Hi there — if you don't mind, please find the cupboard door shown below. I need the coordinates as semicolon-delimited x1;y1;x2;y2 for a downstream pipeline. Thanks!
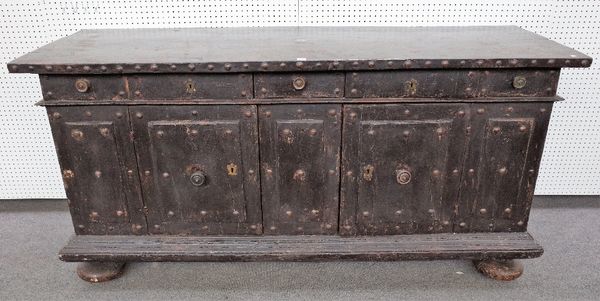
131;105;262;235
455;102;553;232
259;104;341;234
341;104;468;235
47;106;146;235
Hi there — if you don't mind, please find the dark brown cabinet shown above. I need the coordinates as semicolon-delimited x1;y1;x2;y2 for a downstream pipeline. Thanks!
10;26;591;282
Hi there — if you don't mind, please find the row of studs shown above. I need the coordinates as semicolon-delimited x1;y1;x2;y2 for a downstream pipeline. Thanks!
9;58;591;74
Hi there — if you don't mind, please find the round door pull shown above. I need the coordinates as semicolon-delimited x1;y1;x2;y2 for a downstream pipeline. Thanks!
512;76;527;89
396;169;412;185
190;171;207;186
75;79;91;93
293;76;306;90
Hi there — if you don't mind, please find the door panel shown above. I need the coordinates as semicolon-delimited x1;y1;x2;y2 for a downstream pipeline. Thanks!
455;103;553;232
47;106;145;235
259;104;341;234
131;105;261;235
341;104;468;235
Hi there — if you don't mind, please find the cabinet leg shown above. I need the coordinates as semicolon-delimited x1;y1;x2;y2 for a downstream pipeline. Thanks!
473;259;524;281
76;262;126;283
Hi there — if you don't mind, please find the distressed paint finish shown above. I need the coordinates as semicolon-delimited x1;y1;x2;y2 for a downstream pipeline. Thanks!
46;106;146;235
259;104;341;234
340;104;469;235
346;69;560;98
454;102;553;233
130;105;262;235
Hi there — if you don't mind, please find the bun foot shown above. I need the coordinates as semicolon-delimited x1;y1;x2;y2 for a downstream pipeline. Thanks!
76;262;125;283
473;259;524;281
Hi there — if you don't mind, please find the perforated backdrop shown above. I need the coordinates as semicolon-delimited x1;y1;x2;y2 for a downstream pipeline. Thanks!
0;0;598;199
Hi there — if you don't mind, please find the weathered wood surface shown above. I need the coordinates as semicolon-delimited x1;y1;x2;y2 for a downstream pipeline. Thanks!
37;69;559;101
47;106;146;235
130;105;262;235
8;26;591;74
59;232;543;262
37;96;564;107
259;104;341;234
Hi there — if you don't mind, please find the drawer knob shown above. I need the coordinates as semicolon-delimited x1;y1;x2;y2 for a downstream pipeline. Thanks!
190;171;207;186
396;169;411;185
512;76;527;89
293;76;306;90
75;79;90;93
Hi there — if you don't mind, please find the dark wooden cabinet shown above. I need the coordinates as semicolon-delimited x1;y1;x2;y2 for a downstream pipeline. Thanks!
9;26;591;282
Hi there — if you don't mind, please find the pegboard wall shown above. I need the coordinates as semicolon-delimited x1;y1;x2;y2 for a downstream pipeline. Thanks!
0;0;598;199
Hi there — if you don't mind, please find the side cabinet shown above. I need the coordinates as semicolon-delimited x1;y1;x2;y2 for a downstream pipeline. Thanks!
47;106;146;235
259;104;342;234
130;105;262;235
340;104;469;235
455;102;553;232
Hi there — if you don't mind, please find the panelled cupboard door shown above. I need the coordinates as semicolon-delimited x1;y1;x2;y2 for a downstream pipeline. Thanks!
455;102;553;233
340;104;469;235
130;105;262;235
46;106;146;235
259;104;342;235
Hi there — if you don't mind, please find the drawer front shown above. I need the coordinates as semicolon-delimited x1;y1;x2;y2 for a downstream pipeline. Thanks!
259;104;341;234
340;104;468;235
255;73;344;98
40;74;252;100
346;69;559;98
47;106;146;235
131;105;262;235
455;102;552;233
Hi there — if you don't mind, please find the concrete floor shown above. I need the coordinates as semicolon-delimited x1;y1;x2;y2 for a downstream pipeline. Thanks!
0;196;599;301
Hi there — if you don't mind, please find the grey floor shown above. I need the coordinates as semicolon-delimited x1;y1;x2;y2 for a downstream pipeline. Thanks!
1;196;599;301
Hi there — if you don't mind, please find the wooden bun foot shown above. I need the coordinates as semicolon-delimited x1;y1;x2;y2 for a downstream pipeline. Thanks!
76;262;125;283
473;259;524;281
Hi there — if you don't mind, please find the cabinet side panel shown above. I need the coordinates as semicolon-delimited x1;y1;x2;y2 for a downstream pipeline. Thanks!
455;102;553;232
46;106;146;235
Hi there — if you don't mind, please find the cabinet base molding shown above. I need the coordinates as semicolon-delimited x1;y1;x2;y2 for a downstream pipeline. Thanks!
60;232;542;263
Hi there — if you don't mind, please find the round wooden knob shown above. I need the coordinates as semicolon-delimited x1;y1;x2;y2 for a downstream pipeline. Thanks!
293;76;306;90
75;79;90;93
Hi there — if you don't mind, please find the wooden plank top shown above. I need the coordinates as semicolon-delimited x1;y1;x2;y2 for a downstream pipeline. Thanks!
8;26;592;74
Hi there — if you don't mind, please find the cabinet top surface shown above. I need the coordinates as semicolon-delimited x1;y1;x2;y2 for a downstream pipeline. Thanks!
8;26;591;74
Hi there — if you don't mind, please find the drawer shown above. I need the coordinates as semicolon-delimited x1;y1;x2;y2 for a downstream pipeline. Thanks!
346;69;559;98
40;74;253;100
255;72;344;98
